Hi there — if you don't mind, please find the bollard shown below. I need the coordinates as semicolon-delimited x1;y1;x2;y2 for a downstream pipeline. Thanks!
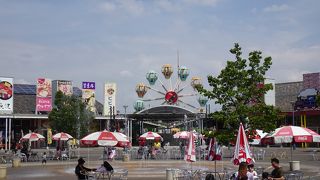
289;161;300;171
0;165;6;179
123;154;130;162
12;158;21;167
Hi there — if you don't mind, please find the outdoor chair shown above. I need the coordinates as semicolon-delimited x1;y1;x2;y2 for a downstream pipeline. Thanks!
161;148;169;160
119;169;128;180
61;153;69;160
311;150;318;160
28;152;39;162
271;151;287;160
47;150;55;160
174;169;193;180
256;149;266;160
18;152;27;162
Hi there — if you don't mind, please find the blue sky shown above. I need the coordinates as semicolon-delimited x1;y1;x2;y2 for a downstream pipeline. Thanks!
0;0;319;112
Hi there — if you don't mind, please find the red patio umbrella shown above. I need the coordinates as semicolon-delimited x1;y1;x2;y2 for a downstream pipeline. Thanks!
20;132;45;142
80;130;129;147
267;126;320;143
262;125;320;160
52;132;73;141
139;131;162;141
233;123;255;165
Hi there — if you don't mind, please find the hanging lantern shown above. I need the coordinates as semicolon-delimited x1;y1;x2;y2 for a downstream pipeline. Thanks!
146;70;158;85
134;99;145;112
135;83;148;98
198;95;208;107
191;77;202;90
161;64;173;79
178;66;190;81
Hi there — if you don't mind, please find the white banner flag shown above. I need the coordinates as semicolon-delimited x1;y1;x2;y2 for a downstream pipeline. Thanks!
104;83;116;116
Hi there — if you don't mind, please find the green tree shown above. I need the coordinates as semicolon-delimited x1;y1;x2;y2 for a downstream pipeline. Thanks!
196;43;281;143
317;94;320;106
48;91;96;139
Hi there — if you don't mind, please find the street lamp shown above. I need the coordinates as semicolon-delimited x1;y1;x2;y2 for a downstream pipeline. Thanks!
123;105;128;137
290;101;295;126
290;101;296;151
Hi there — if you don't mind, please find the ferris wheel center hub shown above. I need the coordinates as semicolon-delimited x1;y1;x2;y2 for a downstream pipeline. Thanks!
165;91;178;104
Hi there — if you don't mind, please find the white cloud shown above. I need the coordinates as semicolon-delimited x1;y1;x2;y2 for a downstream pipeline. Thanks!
184;0;220;6
268;46;320;82
99;0;144;15
100;2;116;12
119;0;144;15
263;4;290;13
154;0;182;13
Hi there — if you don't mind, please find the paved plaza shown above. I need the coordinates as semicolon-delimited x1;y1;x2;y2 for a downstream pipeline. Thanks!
3;147;320;179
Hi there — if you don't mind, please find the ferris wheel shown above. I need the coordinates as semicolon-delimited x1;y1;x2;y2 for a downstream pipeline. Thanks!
134;64;209;112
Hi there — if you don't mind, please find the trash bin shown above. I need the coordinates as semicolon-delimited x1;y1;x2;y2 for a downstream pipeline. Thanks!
123;154;130;162
12;158;21;167
0;165;6;178
289;161;300;171
166;168;178;180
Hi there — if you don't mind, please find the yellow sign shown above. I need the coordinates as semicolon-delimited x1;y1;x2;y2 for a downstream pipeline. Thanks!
47;128;52;145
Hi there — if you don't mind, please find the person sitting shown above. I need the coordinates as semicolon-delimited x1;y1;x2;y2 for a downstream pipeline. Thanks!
262;172;269;180
247;164;258;178
269;158;284;180
75;158;96;180
205;173;215;180
233;162;254;180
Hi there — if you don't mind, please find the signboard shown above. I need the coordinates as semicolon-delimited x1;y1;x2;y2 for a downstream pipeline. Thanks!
57;80;73;95
82;82;96;113
47;128;52;145
0;77;13;114
36;78;52;112
104;83;116;116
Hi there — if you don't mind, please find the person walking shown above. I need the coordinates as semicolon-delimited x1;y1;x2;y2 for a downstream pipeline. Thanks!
42;152;47;165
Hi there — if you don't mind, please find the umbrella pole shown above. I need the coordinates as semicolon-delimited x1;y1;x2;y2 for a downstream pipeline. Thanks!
291;143;293;161
214;158;217;179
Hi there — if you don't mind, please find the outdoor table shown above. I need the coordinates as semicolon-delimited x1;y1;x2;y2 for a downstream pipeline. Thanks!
112;168;128;179
284;171;303;180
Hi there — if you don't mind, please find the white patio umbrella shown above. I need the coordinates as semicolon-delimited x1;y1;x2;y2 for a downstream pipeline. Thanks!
52;132;73;141
139;131;162;141
81;130;129;147
263;125;320;160
173;131;203;139
233;123;255;165
20;132;45;142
